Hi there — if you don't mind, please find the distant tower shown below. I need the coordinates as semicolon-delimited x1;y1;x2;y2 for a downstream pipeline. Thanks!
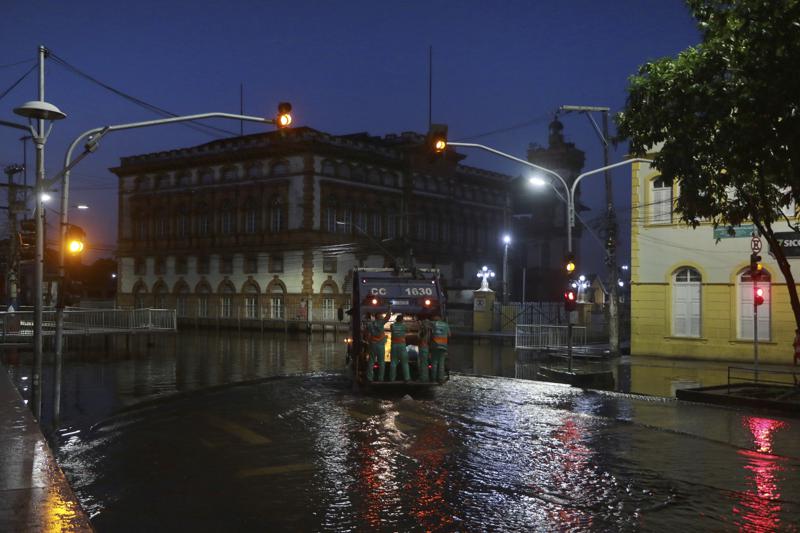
512;117;585;301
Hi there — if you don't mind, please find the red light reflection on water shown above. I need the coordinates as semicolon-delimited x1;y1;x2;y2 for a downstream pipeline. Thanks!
732;416;789;532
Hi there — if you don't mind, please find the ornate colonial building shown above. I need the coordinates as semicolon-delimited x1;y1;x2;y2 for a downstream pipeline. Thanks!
112;127;511;324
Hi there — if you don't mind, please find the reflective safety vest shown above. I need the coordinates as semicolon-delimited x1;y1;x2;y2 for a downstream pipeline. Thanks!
432;320;450;346
391;322;407;344
366;320;386;343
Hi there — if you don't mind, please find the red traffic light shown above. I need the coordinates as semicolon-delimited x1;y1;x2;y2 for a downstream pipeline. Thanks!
564;289;577;311
754;287;765;306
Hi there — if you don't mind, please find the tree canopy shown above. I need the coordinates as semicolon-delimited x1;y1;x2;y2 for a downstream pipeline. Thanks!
617;0;800;328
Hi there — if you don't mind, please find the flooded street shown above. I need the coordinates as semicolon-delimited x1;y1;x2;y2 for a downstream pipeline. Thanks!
2;330;800;531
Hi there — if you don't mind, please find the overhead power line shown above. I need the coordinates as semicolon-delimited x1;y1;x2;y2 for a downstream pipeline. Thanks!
47;51;239;139
0;63;37;103
455;113;551;142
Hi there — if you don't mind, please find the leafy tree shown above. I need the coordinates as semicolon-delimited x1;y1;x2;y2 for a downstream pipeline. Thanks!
617;0;800;329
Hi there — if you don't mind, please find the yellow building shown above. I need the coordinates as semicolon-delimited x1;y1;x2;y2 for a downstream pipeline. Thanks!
630;159;799;364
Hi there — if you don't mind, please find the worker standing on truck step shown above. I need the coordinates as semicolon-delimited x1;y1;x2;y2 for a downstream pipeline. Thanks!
366;311;389;382
417;316;432;382
390;314;411;382
430;314;451;384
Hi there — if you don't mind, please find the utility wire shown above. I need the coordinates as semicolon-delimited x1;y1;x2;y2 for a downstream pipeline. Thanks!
0;58;35;69
0;63;37;103
47;51;239;138
455;113;551;142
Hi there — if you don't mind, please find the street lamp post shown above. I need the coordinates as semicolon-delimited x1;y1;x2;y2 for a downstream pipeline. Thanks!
502;234;511;304
448;141;651;372
49;110;288;425
10;46;66;420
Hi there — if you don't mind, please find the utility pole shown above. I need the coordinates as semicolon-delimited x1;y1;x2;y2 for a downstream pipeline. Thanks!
559;105;619;356
4;165;24;308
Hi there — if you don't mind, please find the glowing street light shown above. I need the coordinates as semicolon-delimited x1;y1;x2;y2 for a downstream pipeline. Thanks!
502;234;511;304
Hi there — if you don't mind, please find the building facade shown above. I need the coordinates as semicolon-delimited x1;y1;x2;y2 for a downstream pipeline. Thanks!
112;128;510;324
630;158;799;364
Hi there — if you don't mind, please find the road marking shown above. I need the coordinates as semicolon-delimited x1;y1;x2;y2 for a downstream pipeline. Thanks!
206;415;271;445
237;463;315;478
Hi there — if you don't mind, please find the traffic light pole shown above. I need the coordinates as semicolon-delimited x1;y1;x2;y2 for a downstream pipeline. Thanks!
753;277;759;383
51;111;284;423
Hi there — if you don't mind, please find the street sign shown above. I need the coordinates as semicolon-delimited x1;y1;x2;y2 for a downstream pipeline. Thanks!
714;224;757;239
751;237;762;253
771;231;800;257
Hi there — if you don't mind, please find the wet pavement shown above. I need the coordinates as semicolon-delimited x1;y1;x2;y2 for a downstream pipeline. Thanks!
2;330;800;531
0;364;91;532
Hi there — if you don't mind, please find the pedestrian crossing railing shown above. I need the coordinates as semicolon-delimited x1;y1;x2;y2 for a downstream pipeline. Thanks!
515;324;586;350
0;308;176;340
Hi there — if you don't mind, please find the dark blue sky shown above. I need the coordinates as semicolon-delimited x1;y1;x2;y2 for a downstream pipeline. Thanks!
0;0;699;274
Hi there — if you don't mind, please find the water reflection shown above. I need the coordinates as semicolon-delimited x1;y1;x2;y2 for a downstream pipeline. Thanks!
733;416;790;532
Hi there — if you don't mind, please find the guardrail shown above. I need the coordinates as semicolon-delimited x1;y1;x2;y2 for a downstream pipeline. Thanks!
0;308;176;340
515;324;587;350
728;365;799;391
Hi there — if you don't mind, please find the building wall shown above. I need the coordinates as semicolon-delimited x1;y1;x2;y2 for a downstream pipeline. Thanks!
112;128;511;321
631;160;799;364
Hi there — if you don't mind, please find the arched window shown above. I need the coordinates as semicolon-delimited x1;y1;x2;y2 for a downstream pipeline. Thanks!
382;172;396;188
219;282;235;318
321;160;335;176
243;282;259;319
739;268;771;340
153;282;168;309
175;283;189;317
321;283;336;320
651;176;673;224
133;282;148;309
672;267;701;337
269;283;285;319
196;283;211;318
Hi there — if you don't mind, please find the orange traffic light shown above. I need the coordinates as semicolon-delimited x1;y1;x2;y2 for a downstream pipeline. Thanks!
427;124;448;154
277;102;292;128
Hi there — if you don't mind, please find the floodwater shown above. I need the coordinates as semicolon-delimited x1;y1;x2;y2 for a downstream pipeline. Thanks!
2;330;799;531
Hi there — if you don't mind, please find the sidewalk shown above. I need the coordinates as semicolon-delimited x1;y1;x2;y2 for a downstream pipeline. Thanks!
0;364;92;531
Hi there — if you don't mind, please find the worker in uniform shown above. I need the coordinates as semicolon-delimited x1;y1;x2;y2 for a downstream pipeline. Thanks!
417;316;432;382
365;311;388;382
430;314;451;384
389;314;411;382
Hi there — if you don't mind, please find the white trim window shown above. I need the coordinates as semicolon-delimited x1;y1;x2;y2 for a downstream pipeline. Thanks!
651;176;673;224
739;269;771;341
672;267;701;337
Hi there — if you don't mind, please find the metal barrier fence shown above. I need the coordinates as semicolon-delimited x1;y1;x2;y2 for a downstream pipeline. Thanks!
499;302;567;331
728;365;799;390
515;324;587;350
0;308;176;340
